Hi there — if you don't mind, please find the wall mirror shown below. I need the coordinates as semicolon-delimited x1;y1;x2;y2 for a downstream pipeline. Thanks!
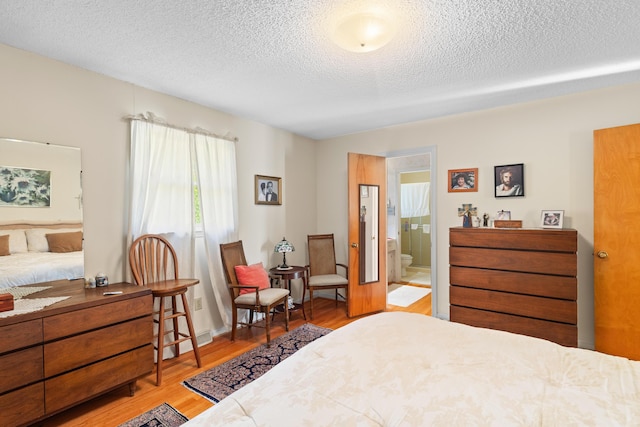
0;138;84;288
359;184;379;284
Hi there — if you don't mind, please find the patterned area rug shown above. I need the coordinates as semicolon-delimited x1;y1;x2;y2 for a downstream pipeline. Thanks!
118;403;188;427
183;323;332;402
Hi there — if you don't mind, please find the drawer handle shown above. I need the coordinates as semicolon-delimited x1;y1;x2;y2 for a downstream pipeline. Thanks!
597;250;608;259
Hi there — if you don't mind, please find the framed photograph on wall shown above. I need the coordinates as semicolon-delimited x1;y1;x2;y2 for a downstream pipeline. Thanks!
255;175;282;205
494;163;524;197
448;168;478;193
541;210;564;228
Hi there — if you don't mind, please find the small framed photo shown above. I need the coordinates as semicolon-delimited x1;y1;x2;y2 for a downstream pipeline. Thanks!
541;210;564;229
497;210;511;220
495;163;524;197
255;175;282;205
448;168;478;193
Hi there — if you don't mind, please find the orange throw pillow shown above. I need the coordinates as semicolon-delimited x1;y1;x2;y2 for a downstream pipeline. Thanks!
234;262;270;295
46;231;83;253
0;235;9;256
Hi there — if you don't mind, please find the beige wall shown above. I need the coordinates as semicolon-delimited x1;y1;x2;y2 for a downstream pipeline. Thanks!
0;43;316;338
3;42;640;349
316;82;640;349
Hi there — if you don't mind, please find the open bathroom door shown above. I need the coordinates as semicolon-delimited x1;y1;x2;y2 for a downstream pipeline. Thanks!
347;152;387;317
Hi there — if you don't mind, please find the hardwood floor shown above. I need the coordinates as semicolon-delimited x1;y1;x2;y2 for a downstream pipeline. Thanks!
41;294;431;426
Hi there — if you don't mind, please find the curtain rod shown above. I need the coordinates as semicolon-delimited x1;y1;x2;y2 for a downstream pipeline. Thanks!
124;112;238;142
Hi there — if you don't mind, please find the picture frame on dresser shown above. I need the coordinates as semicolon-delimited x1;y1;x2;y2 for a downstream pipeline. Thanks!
541;210;564;228
497;210;511;220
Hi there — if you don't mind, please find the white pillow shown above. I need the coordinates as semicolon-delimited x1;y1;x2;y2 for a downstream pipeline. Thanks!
0;230;28;254
25;228;82;252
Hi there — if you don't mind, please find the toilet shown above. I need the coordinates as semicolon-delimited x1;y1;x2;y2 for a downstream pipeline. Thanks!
400;254;413;277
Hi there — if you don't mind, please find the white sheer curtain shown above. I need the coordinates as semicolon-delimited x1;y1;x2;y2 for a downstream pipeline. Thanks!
129;119;237;327
193;134;238;326
129;121;194;274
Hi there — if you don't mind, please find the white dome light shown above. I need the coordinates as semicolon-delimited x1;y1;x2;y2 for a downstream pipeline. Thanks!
331;12;397;53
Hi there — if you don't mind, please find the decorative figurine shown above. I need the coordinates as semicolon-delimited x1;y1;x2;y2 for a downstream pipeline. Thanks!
458;203;478;228
483;213;489;227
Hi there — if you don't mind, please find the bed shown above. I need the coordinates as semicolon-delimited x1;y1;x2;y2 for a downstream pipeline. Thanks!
183;312;640;426
0;223;84;289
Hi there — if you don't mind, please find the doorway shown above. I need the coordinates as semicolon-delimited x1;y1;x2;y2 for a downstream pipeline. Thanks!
384;148;435;317
399;171;431;271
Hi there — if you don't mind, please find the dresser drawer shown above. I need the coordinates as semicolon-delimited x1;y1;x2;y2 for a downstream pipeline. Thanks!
45;344;153;413
451;305;577;347
0;319;42;354
43;294;152;340
449;246;577;276
0;346;43;394
0;382;45;427
449;228;577;252
450;286;577;324
450;266;577;300
44;315;152;377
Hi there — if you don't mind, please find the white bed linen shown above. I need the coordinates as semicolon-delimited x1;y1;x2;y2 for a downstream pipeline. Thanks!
184;312;640;426
0;251;83;289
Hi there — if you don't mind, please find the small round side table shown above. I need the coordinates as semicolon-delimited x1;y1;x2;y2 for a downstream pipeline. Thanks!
269;266;307;320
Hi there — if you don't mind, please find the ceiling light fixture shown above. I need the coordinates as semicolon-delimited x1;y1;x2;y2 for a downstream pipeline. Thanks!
331;12;397;53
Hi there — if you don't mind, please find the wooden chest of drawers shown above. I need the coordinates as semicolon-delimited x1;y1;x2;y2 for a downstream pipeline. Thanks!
449;227;578;347
0;280;152;427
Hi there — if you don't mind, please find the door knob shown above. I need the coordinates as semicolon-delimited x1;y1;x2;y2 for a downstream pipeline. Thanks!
597;251;608;259
351;243;358;248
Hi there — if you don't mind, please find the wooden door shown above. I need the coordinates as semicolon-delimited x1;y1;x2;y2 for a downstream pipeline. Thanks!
594;123;640;360
347;153;387;317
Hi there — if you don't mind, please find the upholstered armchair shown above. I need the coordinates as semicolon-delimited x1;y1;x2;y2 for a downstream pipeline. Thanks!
305;233;348;319
219;240;289;345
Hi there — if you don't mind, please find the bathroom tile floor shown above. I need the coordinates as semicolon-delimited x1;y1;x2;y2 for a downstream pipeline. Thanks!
389;266;432;315
401;266;431;286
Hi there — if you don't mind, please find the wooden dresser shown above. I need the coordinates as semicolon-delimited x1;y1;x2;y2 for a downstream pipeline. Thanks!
0;280;153;427
449;227;578;347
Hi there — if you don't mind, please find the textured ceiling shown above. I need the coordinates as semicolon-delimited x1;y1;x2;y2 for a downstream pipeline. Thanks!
1;0;639;140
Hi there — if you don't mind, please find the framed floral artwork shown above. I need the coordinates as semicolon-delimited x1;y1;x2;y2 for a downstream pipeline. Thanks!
0;166;51;207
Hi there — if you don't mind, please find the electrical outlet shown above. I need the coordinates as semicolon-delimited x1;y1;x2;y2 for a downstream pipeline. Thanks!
194;297;202;311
